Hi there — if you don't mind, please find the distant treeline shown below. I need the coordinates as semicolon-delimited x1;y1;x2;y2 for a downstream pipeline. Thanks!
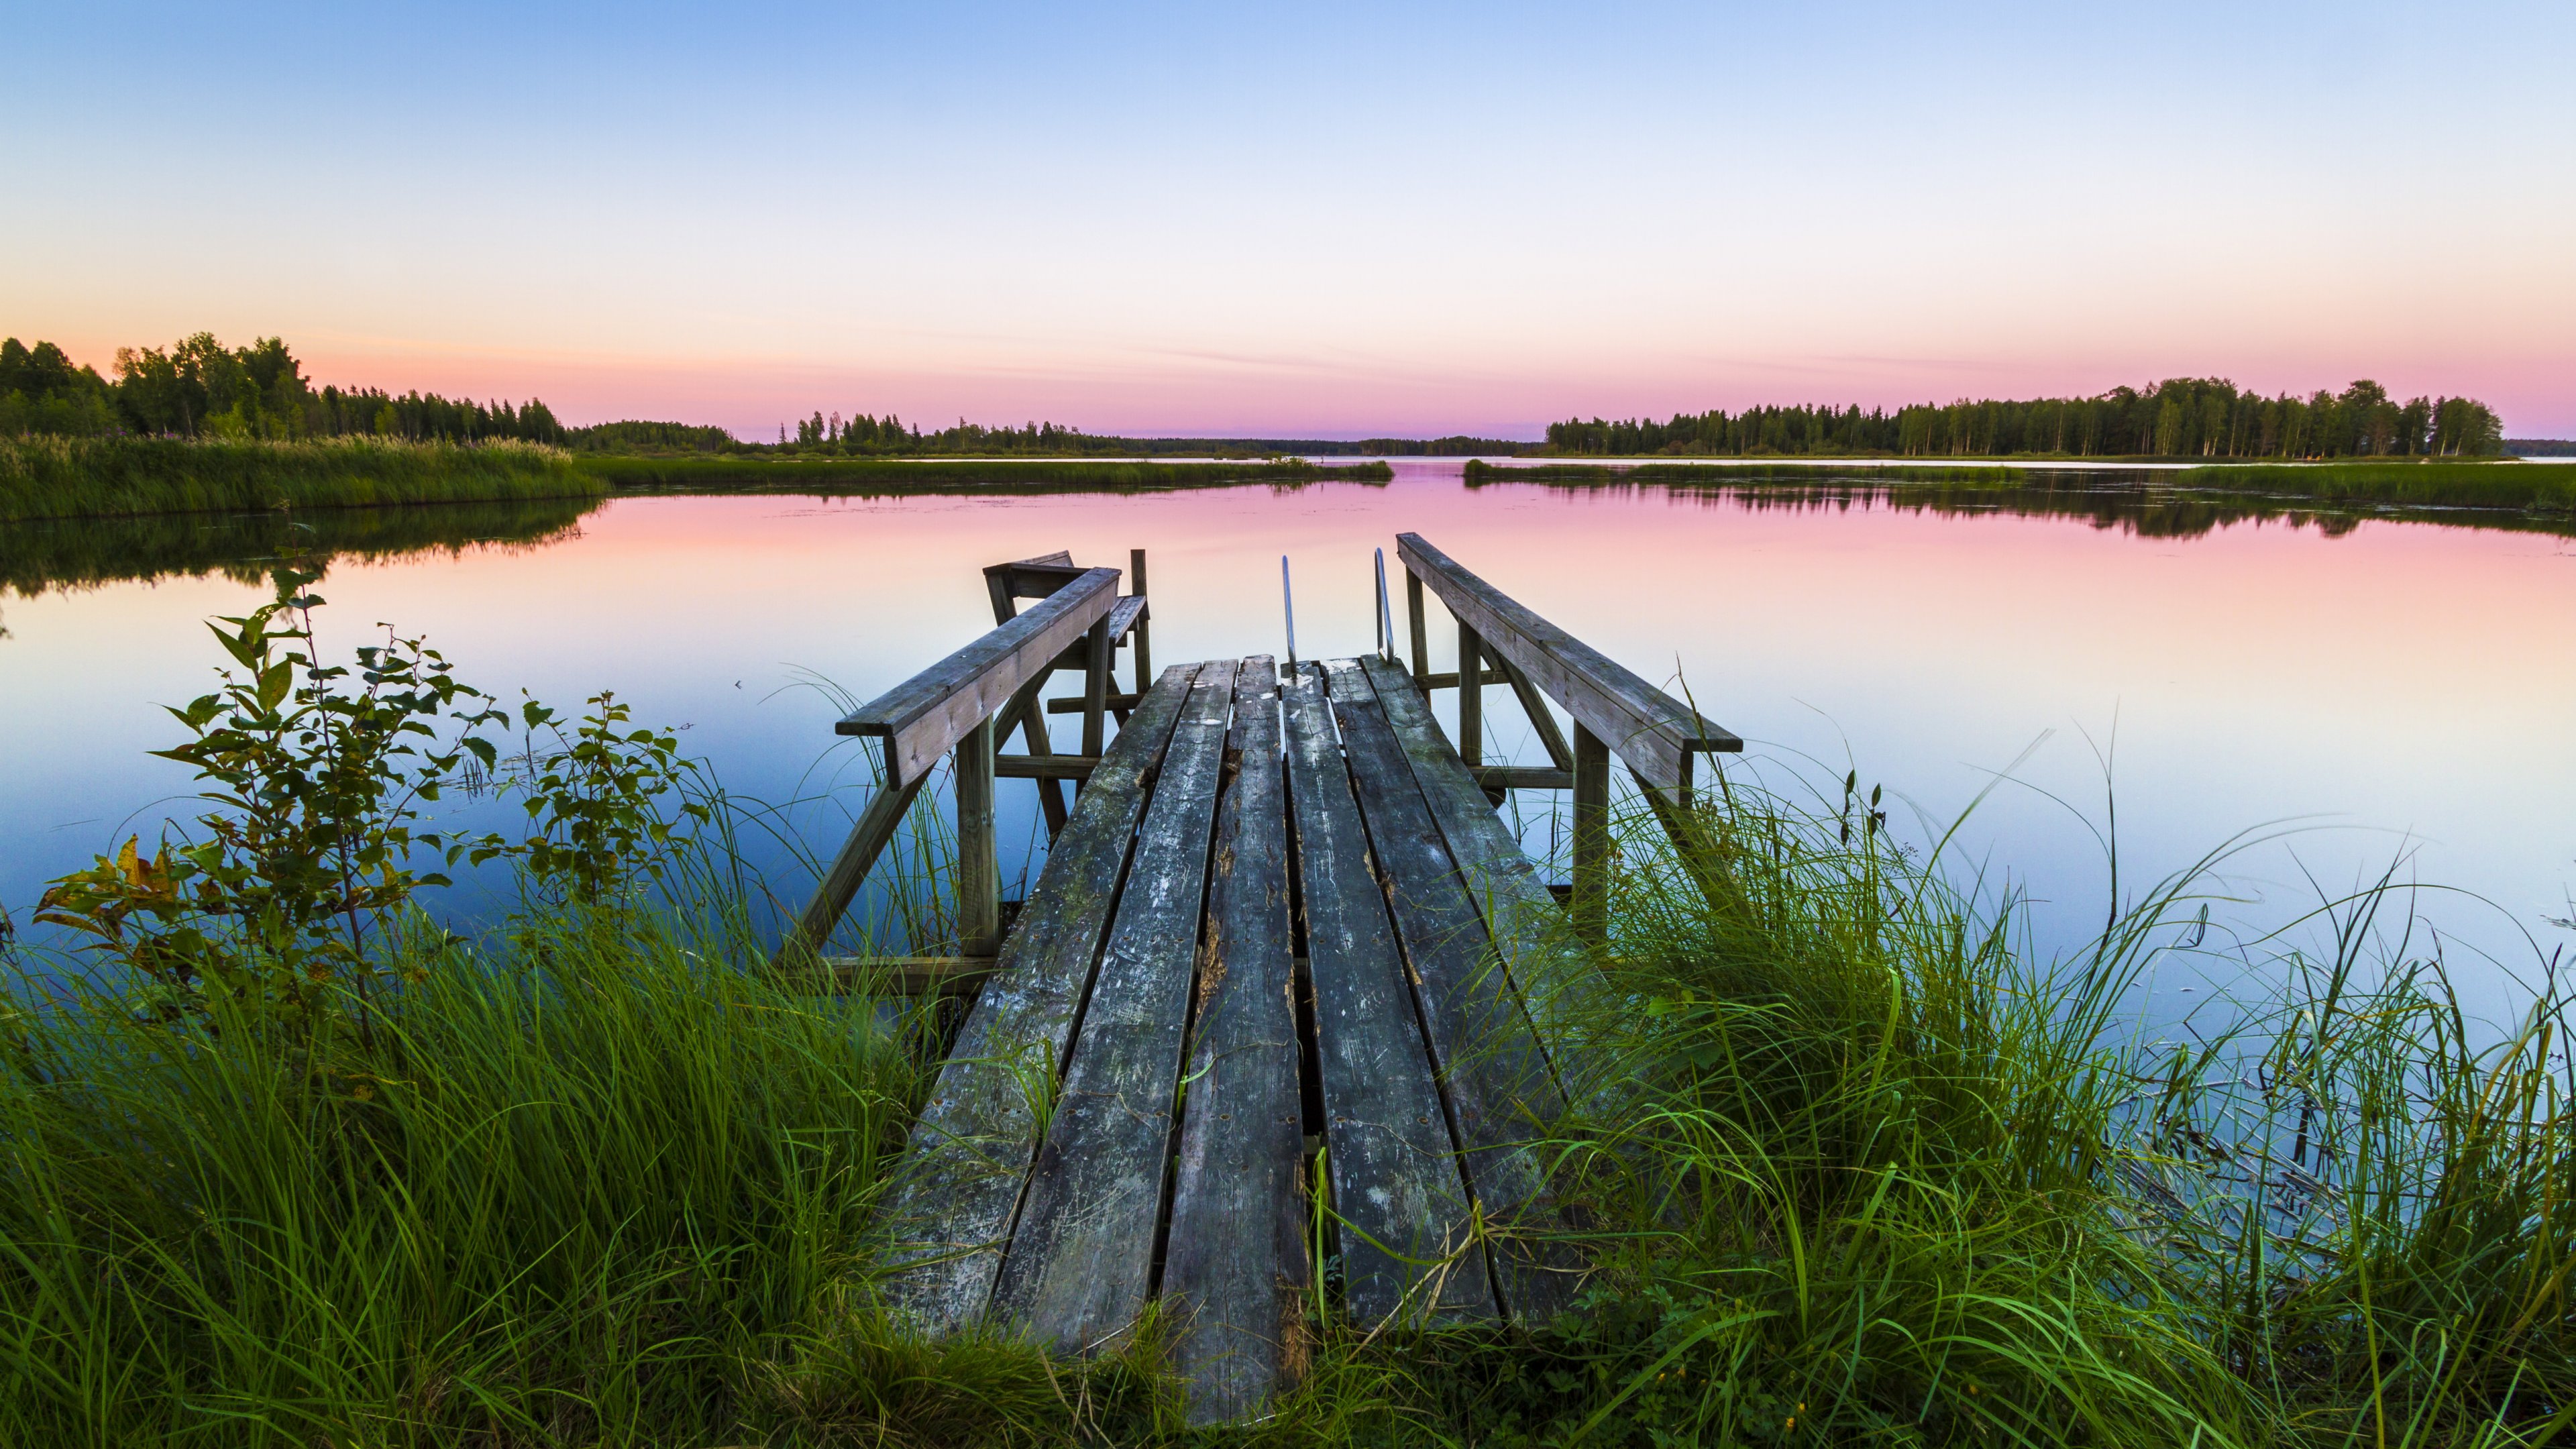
745;413;1521;458
2;334;567;447
2509;439;2576;458
1545;378;2507;460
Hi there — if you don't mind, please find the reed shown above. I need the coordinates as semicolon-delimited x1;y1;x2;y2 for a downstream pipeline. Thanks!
0;435;603;523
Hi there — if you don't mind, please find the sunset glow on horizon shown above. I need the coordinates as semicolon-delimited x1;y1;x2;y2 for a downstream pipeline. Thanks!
8;1;2571;438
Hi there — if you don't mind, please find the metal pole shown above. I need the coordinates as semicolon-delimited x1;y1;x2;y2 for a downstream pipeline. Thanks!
1373;547;1395;661
1281;555;1297;666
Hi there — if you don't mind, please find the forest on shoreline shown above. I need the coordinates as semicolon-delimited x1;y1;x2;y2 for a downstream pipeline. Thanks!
1543;377;2509;460
4;333;2555;466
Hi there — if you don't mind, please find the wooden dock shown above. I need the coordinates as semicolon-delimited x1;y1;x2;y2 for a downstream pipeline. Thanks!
784;535;1739;1422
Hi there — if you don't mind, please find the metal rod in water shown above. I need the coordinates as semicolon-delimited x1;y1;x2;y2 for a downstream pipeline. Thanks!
1281;555;1297;665
1374;547;1395;661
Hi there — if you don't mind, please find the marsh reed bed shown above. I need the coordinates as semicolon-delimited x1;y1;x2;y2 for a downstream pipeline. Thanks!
0;436;603;524
1;573;2568;1445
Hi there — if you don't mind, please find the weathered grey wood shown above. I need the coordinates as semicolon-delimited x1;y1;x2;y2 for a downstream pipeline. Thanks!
1354;657;1606;1038
808;956;998;997
994;755;1101;780
1572;720;1611;947
872;665;1201;1333
957;716;1000;955
1323;659;1581;1321
1458;622;1483;766
1396;533;1739;791
1165;656;1310;1423
985;556;1086;832
1102;595;1147;725
1014;676;1072;838
1047;692;1143;715
991;661;1237;1352
983;551;1085;613
1469;765;1575;792
1356;656;1634;1128
1130;549;1153;694
779;751;933;963
841;566;1120;787
1491;649;1575;773
1080;615;1114;761
1280;663;1495;1327
1406;567;1429;686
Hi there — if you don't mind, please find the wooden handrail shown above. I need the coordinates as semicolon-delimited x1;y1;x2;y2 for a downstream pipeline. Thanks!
1395;533;1738;793
837;566;1121;787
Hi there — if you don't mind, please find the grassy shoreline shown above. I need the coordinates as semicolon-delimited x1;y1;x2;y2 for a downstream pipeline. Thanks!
0;435;604;523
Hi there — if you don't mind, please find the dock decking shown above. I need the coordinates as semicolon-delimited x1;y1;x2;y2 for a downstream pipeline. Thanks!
787;537;1737;1422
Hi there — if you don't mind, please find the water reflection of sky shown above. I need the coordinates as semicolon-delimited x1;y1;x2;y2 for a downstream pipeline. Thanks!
3;466;2569;1027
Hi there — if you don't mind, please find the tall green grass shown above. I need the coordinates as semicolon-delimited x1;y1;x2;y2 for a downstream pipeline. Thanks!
5;755;2569;1442
0;436;603;523
576;453;1393;491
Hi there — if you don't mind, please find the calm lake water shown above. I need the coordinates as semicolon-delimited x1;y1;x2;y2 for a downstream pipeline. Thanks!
5;461;2570;1023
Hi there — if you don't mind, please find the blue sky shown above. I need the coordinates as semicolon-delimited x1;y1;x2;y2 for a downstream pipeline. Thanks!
7;1;2571;436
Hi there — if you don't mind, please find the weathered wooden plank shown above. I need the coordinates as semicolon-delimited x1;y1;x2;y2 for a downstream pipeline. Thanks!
1280;663;1495;1327
871;664;1201;1333
990;660;1236;1352
1354;658;1599;1024
778;750;934;963
1164;656;1310;1423
1322;659;1582;1322
842;566;1120;787
1361;655;1640;1128
1395;533;1737;792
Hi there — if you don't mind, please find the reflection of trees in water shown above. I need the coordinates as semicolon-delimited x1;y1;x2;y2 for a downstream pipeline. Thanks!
0;496;603;599
1511;478;2576;542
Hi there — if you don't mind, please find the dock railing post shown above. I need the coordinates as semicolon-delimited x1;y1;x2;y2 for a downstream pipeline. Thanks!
1405;567;1428;686
1571;720;1611;948
957;715;1000;955
1081;614;1114;765
1457;622;1483;765
1130;548;1152;694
